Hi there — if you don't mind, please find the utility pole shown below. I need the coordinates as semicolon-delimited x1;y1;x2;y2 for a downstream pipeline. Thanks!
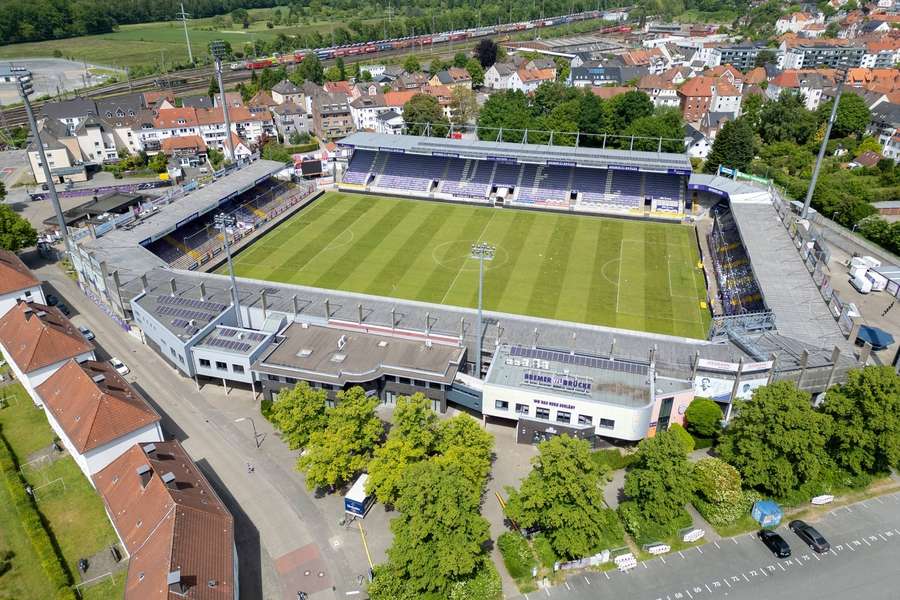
215;213;243;328
177;3;194;64
11;67;68;247
210;41;235;162
470;242;495;377
802;68;847;219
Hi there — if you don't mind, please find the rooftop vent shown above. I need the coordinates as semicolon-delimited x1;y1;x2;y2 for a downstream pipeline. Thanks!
330;353;346;363
36;310;47;317
207;580;218;589
167;570;187;594
377;341;388;348
296;349;313;358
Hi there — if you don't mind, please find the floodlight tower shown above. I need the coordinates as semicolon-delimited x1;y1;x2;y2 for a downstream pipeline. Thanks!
215;213;243;328
470;242;495;377
12;67;67;244
210;41;235;163
802;67;848;219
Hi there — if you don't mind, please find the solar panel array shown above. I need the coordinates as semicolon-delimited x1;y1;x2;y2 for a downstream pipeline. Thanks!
205;336;253;353
510;346;649;376
170;318;200;336
217;328;267;342
158;305;216;324
156;294;227;314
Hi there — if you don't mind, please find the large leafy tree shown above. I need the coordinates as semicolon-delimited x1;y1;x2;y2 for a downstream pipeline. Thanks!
297;53;324;85
822;367;900;477
505;435;623;559
758;91;818;145
269;382;327;450
703;117;756;174
608;90;654;130
403;55;421;74
622;430;694;534
476;90;534;141
403;94;450;137
684;397;723;438
718;382;833;498
297;387;384;491
692;457;750;527
818;93;871;139
465;58;484;88
369;459;491;600
449;87;478;126
474;38;500;68
623;107;685;152
435;413;494;494
366;394;439;505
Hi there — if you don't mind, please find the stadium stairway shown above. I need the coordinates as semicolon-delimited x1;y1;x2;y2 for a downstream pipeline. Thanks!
165;235;202;261
250;205;267;219
373;151;389;176
604;171;614;197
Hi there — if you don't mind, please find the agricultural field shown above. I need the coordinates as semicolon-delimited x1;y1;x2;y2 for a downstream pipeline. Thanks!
228;192;711;338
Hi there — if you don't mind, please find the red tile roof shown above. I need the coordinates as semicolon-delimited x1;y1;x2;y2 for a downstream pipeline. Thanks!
195;106;272;125
383;90;418;107
93;441;234;600
36;360;160;453
517;68;556;83
0;250;40;297
153;108;198;129
771;70;801;89
324;81;354;95
159;135;206;153
679;76;715;97
0;301;93;373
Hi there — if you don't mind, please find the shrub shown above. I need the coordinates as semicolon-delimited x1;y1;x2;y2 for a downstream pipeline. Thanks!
591;448;637;471
694;490;759;528
532;534;557;569
497;532;535;580
684;398;723;438
618;501;692;544
449;559;502;600
668;423;695;453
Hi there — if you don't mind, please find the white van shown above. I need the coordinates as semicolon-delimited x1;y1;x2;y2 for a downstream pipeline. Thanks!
865;271;888;292
850;274;873;294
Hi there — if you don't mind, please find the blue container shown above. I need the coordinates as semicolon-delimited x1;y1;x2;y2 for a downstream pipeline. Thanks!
752;499;783;528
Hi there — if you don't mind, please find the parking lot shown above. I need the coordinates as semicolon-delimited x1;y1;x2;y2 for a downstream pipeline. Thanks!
523;491;900;600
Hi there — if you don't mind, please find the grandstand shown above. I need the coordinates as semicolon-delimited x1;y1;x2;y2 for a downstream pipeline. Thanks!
338;133;691;218
707;204;766;315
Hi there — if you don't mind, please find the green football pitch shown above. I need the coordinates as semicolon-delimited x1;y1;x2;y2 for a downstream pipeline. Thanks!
228;192;711;338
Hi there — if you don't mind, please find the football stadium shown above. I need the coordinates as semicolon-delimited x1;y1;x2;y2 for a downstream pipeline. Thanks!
69;132;861;445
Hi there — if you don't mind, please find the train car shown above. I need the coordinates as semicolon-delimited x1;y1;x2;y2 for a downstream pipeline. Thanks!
432;33;449;43
419;35;433;45
316;49;335;60
377;41;394;51
229;62;246;71
365;43;377;53
246;59;275;70
449;32;467;41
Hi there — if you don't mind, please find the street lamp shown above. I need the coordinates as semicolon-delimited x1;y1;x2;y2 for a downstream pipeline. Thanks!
470;242;495;377
11;67;68;245
235;417;262;448
215;213;243;328
210;41;235;163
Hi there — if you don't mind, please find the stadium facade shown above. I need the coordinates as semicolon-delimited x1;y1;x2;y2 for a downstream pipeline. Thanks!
66;137;864;446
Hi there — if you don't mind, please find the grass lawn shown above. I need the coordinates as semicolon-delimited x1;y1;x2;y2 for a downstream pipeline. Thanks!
0;384;55;460
227;192;711;338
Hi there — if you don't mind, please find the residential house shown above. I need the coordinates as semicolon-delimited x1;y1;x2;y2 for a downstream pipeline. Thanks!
352;82;382;99
350;94;390;131
93;441;237;600
776;12;824;34
637;75;680;108
214;91;244;109
862;39;900;69
227;133;254;161
485;62;517;90
35;359;163;478
0;250;45;316
181;95;214;109
700;111;734;139
868;102;900;149
766;70;835;110
271;102;312;141
570;64;647;87
685;124;712;159
882;134;900;162
324;81;355;96
375;109;404;135
0;300;95;401
744;67;768;86
709;79;742;116
312;92;355;139
782;42;865;69
429;67;473;90
678;76;714;123
159;135;207;168
849;150;883;168
271;80;304;105
41;97;97;133
709;43;771;71
590;86;635;100
26;120;88;184
359;64;387;79
615;48;669;75
390;72;430;91
509;68;556;94
72;115;119;164
95;93;145;122
248;90;277;109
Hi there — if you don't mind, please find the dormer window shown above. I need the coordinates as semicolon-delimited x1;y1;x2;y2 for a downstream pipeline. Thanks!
177;119;186;125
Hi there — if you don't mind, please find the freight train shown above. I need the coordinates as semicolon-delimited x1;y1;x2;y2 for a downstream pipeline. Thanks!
229;11;631;71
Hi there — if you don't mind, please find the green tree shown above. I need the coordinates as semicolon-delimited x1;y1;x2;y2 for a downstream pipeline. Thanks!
297;387;384;490
692;457;752;527
623;107;685;152
668;423;695;453
822;367;900;477
754;49;776;67
298;54;325;85
609;90;654;128
684;398;723;438
207;76;218;100
621;430;694;536
531;81;576;116
268;382;327;450
369;459;491;599
336;57;346;80
476;90;533;141
818;93;871;139
759;91;818;145
504;435;623;559
703;117;756;173
718;382;833;499
465;58;484;88
0;204;37;252
403;94;450;137
474;38;499;68
324;65;342;82
453;52;469;68
428;58;447;76
435;413;494;494
148;152;168;173
403;55;421;73
449;86;478;126
741;92;765;129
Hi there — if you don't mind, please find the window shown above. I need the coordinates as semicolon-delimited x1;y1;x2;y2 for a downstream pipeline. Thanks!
267;374;280;382
495;399;509;411
414;379;425;387
215;361;227;370
556;411;571;424
286;377;297;384
170;348;176;358
399;377;411;385
535;407;550;421
515;403;529;416
599;418;615;430
232;365;245;374
199;359;211;368
578;414;593;426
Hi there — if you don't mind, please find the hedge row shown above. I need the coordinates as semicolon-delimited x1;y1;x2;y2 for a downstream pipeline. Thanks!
0;428;76;600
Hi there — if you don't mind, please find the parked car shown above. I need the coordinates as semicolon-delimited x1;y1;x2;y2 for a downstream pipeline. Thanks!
758;530;791;558
789;520;830;553
78;326;95;341
46;293;59;306
56;303;71;316
110;357;130;376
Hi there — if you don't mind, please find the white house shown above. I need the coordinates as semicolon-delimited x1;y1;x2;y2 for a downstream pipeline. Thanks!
0;251;45;317
776;12;824;34
685;125;712;159
0;301;95;401
484;62;517;90
375;109;404;134
35;359;163;479
349;94;390;131
508;68;557;93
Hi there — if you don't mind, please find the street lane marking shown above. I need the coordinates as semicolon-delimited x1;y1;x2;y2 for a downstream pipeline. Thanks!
564;581;571;590
686;589;693;599
714;541;720;549
705;584;712;593
845;542;854;552
544;586;550;596
696;547;703;554
723;577;731;588
878;534;887;541
814;552;821;559
760;566;769;576
345;592;360;596
584;576;590;585
660;556;666;564
604;572;610;580
642;562;648;569
876;497;884;504
742;573;750;582
732;538;739;544
861;501;870;508
778;563;786;571
679;551;685;559
863;538;871;546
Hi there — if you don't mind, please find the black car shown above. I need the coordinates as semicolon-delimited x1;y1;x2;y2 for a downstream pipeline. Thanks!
46;293;59;306
758;529;791;558
789;520;830;553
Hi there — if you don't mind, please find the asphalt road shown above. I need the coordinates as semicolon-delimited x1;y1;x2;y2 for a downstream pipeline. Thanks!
33;259;372;600
525;491;900;600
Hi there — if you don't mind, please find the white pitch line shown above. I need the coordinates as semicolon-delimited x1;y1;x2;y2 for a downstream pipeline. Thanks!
615;238;624;314
584;576;591;585
438;210;497;305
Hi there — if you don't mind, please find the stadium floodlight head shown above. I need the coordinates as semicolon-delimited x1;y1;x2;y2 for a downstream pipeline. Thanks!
210;40;228;61
11;66;33;98
214;212;236;229
214;212;243;328
470;242;495;261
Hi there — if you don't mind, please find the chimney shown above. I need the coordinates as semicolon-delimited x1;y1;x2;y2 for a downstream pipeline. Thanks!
140;274;148;294
136;464;152;488
200;282;206;301
169;278;177;296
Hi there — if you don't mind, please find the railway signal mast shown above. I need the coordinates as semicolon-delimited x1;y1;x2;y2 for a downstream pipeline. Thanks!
177;3;194;64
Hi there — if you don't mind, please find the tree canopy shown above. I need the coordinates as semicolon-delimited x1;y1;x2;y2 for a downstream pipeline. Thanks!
474;38;500;68
269;382;327;450
818;93;871;139
684;397;723;438
403;94;450;137
718;382;833;499
504;435;623;559
704;117;756;173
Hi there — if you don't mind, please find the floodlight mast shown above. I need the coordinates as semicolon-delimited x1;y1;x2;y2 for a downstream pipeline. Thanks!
215;213;243;328
210;41;235;163
470;242;495;377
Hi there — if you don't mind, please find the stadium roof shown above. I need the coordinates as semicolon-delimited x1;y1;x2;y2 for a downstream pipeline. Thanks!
690;174;850;350
339;132;692;173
